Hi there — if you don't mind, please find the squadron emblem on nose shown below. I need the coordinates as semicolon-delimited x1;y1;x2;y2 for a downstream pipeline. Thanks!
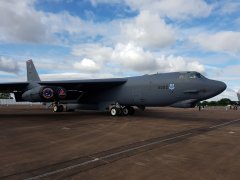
169;83;175;91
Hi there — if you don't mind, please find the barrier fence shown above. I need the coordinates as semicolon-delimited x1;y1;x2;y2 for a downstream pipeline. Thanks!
0;99;40;105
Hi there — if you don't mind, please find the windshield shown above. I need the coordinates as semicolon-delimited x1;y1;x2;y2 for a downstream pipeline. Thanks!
179;72;203;79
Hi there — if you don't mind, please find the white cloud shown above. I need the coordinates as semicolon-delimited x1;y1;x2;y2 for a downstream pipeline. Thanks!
222;65;240;77
42;12;83;35
219;1;240;14
72;44;112;63
124;0;213;20
41;0;74;3
0;57;19;73
206;64;240;78
89;0;120;6
85;0;214;20
72;43;156;71
0;0;108;44
1;0;236;92
209;88;238;101
156;55;205;73
191;31;240;54
112;43;157;71
234;17;240;26
73;58;101;73
121;11;175;48
40;72;115;81
112;43;205;73
72;42;205;73
88;0;213;20
0;0;50;43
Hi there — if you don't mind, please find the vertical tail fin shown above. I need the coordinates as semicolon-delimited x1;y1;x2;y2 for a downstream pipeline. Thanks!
26;59;41;82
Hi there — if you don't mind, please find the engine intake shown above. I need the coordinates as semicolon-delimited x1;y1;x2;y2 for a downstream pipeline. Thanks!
42;87;54;99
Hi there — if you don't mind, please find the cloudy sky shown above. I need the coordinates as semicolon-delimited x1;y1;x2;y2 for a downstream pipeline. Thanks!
0;0;239;100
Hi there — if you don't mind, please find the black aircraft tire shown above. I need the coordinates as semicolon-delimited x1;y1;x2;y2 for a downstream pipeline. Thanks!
59;105;64;112
53;105;64;112
53;105;59;112
122;107;129;116
110;107;118;116
128;106;135;115
117;108;123;116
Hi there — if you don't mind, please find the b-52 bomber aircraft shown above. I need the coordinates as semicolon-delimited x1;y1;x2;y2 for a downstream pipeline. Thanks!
0;60;226;116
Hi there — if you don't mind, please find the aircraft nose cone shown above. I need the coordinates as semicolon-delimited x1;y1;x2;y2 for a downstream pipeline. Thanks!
204;80;227;99
218;81;227;93
214;80;227;94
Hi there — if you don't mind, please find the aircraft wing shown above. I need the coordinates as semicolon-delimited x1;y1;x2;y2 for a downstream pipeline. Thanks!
0;82;29;93
39;78;128;91
0;78;127;93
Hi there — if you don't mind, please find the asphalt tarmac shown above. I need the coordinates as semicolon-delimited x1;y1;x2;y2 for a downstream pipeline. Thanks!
0;105;240;180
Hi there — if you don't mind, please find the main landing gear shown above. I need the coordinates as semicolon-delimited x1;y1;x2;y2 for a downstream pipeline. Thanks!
110;104;135;116
53;102;64;112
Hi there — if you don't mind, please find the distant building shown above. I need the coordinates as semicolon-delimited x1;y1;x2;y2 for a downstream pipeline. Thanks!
0;93;40;105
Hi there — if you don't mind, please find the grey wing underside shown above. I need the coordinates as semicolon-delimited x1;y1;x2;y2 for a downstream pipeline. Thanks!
0;78;128;93
0;82;29;93
39;78;128;91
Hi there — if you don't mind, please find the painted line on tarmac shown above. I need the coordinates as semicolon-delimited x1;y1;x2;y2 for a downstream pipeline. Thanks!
24;119;240;180
209;119;240;129
25;132;193;180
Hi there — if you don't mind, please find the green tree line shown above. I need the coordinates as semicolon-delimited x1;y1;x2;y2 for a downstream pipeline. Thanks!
200;98;238;107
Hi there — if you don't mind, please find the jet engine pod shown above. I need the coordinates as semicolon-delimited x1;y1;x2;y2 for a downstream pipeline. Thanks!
41;86;67;100
42;87;54;99
22;86;54;102
22;86;67;102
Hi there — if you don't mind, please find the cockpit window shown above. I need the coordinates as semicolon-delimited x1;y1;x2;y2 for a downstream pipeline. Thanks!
179;75;185;79
189;74;197;79
179;72;202;79
195;73;202;78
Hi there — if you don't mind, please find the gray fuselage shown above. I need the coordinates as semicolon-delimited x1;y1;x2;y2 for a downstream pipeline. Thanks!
74;71;226;110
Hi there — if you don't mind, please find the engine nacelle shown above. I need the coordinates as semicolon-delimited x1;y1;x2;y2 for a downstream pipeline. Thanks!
22;86;67;102
170;99;198;108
